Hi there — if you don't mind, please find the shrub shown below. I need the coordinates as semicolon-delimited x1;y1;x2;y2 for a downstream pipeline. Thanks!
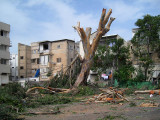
0;83;26;120
76;86;96;96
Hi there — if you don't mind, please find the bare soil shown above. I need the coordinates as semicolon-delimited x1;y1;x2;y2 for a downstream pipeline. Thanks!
24;94;160;120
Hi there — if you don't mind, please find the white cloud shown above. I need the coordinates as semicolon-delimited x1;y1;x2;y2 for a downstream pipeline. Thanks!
0;0;99;53
103;0;143;22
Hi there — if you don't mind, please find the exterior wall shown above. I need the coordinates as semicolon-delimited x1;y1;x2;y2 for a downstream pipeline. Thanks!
18;43;32;79
0;22;10;85
10;54;18;81
31;42;40;77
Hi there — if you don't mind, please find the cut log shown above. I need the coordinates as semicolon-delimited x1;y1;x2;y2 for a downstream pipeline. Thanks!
135;90;160;95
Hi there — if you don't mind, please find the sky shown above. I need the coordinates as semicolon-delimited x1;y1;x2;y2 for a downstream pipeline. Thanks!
0;0;159;54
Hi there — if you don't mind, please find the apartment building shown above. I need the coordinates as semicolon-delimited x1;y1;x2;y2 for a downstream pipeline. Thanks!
18;43;32;79
37;39;75;81
18;39;76;81
10;54;18;81
0;22;11;85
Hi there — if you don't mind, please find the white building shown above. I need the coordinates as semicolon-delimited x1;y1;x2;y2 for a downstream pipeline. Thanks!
0;22;11;85
10;54;18;81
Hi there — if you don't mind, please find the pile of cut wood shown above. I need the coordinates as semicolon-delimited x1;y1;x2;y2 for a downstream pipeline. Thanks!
84;87;129;103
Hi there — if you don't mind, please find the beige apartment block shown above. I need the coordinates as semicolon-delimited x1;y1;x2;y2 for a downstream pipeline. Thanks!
38;39;75;81
18;43;32;79
0;22;11;85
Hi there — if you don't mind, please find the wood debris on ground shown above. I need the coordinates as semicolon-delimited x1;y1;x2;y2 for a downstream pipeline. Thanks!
139;102;159;107
135;89;160;95
84;87;129;103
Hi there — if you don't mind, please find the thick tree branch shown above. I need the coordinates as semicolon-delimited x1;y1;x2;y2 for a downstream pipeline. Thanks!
103;9;112;26
80;28;88;55
86;27;92;52
98;8;106;31
105;17;115;33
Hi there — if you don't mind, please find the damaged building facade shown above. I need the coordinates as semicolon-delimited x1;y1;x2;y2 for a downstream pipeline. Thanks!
18;39;76;81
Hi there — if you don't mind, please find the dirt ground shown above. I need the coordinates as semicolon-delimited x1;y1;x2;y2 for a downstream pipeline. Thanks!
24;94;160;120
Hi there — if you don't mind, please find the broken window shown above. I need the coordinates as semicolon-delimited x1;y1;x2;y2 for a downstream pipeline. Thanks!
20;66;24;69
43;44;49;50
57;58;61;63
20;56;24;59
31;59;36;63
20;76;24;78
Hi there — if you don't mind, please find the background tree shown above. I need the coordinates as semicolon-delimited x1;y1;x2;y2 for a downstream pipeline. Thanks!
72;8;115;89
92;38;134;84
131;14;160;81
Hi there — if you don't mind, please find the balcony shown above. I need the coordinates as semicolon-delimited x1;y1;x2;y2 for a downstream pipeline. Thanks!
0;64;10;74
39;62;56;68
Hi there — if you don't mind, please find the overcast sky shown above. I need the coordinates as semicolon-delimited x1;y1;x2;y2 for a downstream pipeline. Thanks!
0;0;159;54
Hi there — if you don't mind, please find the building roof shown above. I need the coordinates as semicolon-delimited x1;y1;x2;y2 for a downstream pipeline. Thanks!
37;39;75;44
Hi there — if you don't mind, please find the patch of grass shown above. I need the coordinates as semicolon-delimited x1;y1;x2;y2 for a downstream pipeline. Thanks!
76;86;98;96
110;107;118;111
129;102;136;107
97;115;126;120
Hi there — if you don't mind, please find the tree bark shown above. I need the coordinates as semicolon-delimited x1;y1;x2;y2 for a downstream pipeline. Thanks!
72;8;115;89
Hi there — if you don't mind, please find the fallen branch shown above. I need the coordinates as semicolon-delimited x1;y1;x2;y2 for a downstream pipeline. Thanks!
26;87;55;95
135;90;160;95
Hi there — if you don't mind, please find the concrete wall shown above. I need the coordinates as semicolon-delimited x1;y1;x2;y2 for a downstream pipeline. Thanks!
0;22;10;85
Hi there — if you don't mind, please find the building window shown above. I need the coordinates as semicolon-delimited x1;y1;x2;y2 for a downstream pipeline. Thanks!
57;58;61;63
1;31;3;36
32;50;36;54
71;58;73;62
31;59;36;63
13;57;15;59
70;45;73;50
1;59;7;64
12;67;14;68
0;45;7;51
20;66;24;69
0;30;9;37
57;45;60;49
43;44;49;50
37;58;40;64
20;56;23;59
20;76;24;78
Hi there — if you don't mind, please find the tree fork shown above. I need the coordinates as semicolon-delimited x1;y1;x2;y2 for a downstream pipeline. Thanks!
72;8;115;89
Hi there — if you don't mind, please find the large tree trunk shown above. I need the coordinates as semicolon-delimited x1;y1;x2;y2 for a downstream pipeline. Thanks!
72;8;115;89
73;58;93;88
